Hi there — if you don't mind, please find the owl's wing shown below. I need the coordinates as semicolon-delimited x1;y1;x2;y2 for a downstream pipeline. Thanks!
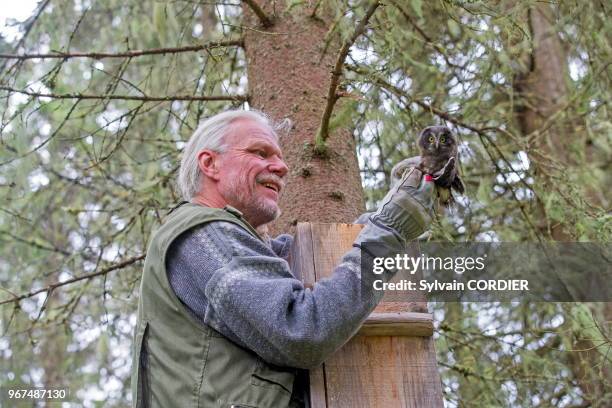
451;174;465;194
432;157;464;206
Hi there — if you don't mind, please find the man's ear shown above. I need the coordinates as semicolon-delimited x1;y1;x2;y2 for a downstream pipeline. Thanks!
197;150;221;181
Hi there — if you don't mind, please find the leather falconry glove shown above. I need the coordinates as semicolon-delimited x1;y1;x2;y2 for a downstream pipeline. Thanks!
370;164;432;242
368;156;456;242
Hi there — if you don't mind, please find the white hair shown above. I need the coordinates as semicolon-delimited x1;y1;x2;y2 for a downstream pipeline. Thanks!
178;110;276;201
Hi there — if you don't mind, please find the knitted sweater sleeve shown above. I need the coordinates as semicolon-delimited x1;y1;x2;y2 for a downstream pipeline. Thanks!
167;220;404;369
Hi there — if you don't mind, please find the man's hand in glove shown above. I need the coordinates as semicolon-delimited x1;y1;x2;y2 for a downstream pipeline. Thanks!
369;161;432;243
368;156;455;243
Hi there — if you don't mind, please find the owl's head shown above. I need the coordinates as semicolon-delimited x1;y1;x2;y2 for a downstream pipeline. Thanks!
418;126;455;153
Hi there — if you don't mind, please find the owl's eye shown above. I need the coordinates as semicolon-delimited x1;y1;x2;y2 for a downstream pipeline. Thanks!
440;137;446;143
428;136;435;143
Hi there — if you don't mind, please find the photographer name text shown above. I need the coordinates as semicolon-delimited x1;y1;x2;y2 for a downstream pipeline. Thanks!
373;279;529;292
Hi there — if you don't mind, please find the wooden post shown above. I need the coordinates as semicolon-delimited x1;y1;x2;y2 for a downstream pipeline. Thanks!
289;223;444;408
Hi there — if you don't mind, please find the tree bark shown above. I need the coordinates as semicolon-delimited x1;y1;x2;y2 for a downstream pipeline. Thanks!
241;1;365;234
39;217;70;397
514;3;571;240
514;4;610;405
515;4;568;140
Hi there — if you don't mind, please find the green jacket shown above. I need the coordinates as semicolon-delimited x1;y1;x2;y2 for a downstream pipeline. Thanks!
131;203;298;407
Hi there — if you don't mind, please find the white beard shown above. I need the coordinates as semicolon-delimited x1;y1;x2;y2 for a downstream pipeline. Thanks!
223;175;280;227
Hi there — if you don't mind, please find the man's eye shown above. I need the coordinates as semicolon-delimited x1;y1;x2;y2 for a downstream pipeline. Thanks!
255;150;267;158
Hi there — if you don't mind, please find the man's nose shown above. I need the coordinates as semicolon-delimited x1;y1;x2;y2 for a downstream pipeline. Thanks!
269;156;289;178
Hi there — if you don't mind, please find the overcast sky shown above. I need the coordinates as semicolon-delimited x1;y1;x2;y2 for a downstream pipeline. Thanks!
1;0;39;42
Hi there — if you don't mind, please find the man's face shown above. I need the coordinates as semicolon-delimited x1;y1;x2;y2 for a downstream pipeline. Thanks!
215;119;288;227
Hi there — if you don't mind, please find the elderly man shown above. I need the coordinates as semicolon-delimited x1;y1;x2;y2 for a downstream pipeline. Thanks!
131;110;437;408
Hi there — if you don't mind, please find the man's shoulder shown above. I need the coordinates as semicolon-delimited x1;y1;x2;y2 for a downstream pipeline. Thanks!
204;220;255;238
156;204;258;243
166;203;238;225
173;220;254;247
153;204;235;240
189;220;276;258
206;222;294;259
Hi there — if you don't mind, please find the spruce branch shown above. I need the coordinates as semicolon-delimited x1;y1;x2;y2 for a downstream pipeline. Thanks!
391;0;468;72
242;0;273;27
0;86;248;103
315;1;380;153
0;39;243;61
0;254;146;306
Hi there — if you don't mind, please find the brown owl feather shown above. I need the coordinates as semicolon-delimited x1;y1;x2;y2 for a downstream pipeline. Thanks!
416;126;464;205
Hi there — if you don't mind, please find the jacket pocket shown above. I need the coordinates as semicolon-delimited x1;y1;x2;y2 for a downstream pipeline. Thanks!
251;360;295;394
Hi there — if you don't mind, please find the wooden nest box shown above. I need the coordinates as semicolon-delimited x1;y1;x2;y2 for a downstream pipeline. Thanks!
289;223;444;408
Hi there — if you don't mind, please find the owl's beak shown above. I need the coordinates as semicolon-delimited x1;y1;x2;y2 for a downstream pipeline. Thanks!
435;140;439;149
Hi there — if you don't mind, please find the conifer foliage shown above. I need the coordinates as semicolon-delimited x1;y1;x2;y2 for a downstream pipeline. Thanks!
0;1;609;406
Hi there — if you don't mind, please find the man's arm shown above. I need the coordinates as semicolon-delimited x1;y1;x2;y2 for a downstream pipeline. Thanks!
168;163;442;368
168;219;406;369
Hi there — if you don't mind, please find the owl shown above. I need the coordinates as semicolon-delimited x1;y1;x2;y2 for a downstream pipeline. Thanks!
417;126;464;205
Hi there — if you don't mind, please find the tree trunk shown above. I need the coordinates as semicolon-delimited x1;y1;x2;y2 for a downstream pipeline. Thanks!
241;1;365;234
514;2;568;148
514;4;610;405
40;228;69;399
514;2;572;241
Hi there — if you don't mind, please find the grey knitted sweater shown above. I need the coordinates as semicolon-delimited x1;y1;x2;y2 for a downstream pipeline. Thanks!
167;220;403;369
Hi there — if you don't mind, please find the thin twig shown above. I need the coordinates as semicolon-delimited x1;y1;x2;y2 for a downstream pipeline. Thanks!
0;254;146;306
242;0;273;27
0;230;71;256
0;39;243;60
316;1;380;150
310;0;323;18
0;86;248;102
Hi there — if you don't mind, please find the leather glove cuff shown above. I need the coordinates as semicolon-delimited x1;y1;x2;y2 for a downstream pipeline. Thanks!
370;195;431;242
